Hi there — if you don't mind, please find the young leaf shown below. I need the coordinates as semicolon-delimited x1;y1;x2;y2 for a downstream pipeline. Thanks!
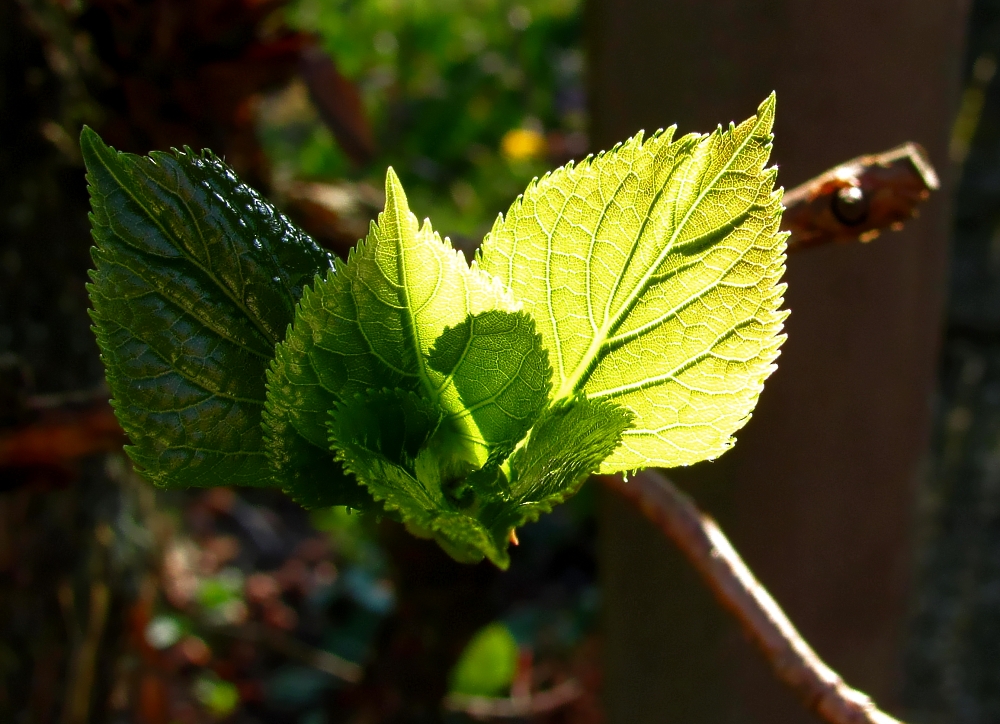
82;128;332;488
266;169;540;511
328;388;442;469
327;389;629;567
427;309;551;465
488;396;633;531
263;307;374;510
449;622;519;698
478;95;787;471
328;388;511;567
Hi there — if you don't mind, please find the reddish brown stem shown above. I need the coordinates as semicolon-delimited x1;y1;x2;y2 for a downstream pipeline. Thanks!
781;142;939;252
598;471;904;724
442;680;583;720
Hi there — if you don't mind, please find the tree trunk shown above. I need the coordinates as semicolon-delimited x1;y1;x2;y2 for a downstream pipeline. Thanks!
906;2;1000;721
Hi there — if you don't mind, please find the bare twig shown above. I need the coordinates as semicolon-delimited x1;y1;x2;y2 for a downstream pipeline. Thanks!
443;679;583;720
210;620;363;683
61;582;111;724
299;44;375;167
0;144;937;475
782;142;939;253
598;471;903;724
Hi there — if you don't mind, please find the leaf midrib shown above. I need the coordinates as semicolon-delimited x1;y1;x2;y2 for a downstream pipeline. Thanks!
554;118;764;402
389;190;445;404
95;144;280;350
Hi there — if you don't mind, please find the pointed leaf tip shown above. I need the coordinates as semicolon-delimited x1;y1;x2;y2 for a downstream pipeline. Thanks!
384;166;404;200
79;124;99;147
757;92;777;127
79;125;112;170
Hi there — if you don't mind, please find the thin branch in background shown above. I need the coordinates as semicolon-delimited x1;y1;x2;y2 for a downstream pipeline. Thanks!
0;142;938;480
209;621;363;684
61;581;111;724
782;142;939;252
613;142;944;722
443;679;583;720
0;394;125;490
598;471;903;724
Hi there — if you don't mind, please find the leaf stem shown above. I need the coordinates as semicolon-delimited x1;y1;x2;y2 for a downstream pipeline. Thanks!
598;470;905;724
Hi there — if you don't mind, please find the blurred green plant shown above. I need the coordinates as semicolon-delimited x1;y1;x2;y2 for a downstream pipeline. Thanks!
448;621;519;697
194;674;241;718
263;0;586;238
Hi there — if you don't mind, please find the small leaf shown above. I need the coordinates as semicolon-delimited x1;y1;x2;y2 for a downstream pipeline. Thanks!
263;319;371;510
82;127;332;488
327;389;442;469
490;396;633;531
478;95;787;471
428;309;551;465
329;391;510;567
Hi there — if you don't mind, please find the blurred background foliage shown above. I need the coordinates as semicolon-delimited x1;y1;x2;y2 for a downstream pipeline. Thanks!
271;0;586;240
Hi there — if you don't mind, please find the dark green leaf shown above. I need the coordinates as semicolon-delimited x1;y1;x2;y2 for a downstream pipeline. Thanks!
329;388;511;567
327;388;442;468
263;299;374;509
82;127;332;488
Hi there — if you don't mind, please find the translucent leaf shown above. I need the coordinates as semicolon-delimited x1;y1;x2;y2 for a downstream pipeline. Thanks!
82;127;332;488
478;95;787;471
267;169;539;511
427;309;551;465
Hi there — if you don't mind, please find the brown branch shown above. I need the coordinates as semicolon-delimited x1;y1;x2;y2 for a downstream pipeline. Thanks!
61;582;111;724
299;43;375;167
442;679;583;720
0;144;938;479
781;142;939;253
0;393;126;489
598;471;903;724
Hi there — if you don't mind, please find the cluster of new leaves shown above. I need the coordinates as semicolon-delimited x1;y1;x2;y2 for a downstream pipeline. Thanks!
83;95;786;568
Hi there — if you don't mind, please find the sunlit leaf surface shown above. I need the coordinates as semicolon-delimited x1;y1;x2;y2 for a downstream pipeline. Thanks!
479;95;787;470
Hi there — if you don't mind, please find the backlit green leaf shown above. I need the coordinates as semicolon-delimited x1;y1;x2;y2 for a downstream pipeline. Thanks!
478;94;787;471
495;396;633;529
266;169;543;512
82;127;332;488
427;309;551;465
